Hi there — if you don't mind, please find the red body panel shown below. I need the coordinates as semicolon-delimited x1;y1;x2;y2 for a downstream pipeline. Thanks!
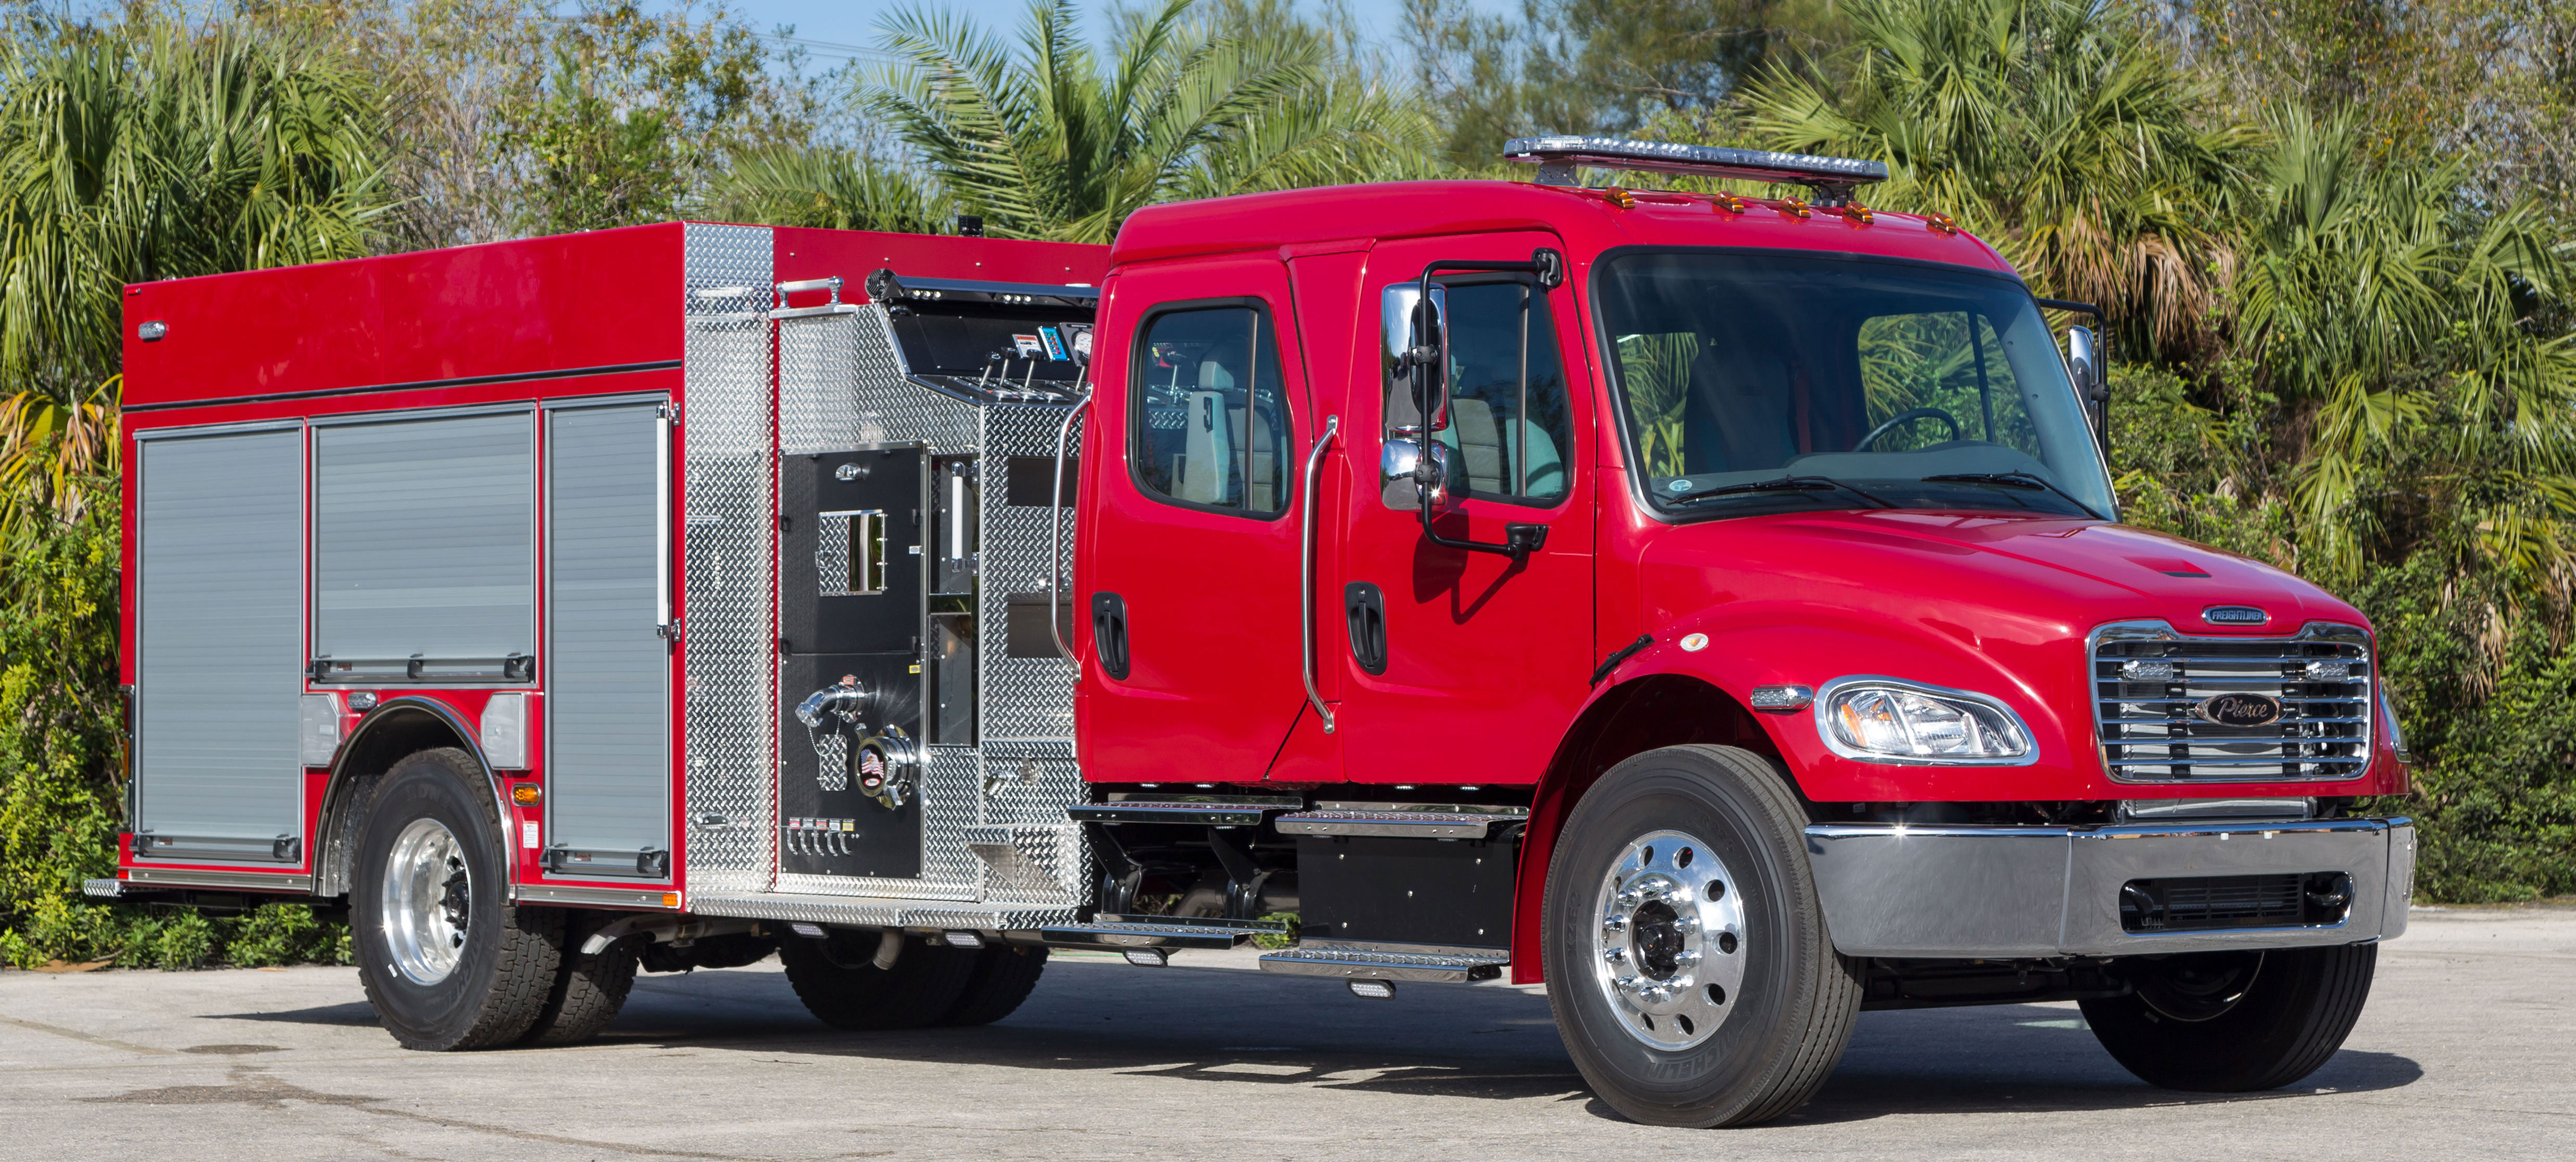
1077;257;1319;783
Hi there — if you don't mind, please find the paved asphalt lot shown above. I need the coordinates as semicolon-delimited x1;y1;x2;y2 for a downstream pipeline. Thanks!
3;905;2570;1161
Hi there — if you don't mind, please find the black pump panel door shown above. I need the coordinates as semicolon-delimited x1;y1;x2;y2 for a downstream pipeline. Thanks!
778;447;928;880
782;446;926;656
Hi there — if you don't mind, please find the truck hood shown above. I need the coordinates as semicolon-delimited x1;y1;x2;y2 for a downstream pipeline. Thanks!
1641;509;2366;647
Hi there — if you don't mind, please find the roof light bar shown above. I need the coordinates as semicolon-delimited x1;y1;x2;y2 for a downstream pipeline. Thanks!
1503;136;1889;206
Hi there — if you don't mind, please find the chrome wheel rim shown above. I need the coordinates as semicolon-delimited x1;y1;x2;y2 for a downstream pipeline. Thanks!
381;818;470;985
1591;828;1748;1051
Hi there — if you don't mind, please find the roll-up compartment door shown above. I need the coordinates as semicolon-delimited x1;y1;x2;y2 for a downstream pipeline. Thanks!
543;402;672;877
135;427;306;862
312;412;535;682
540;404;669;876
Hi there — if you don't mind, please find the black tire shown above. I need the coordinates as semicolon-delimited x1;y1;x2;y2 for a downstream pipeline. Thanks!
351;747;562;1051
519;911;643;1046
938;945;1049;1026
778;929;978;1030
2080;943;2378;1091
1543;745;1862;1128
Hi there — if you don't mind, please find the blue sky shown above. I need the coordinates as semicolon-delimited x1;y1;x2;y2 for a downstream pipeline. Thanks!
702;1;1509;66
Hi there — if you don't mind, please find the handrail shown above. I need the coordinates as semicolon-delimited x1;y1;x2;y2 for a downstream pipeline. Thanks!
1048;394;1092;662
1301;415;1341;734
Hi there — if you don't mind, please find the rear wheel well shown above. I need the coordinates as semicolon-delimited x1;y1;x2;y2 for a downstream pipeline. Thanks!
1511;674;1795;984
315;701;496;898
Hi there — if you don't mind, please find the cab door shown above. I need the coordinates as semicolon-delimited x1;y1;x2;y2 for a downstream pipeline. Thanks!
1331;233;1594;784
1079;258;1319;782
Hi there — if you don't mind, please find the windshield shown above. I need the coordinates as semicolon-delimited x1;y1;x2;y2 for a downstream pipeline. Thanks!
1595;250;2116;521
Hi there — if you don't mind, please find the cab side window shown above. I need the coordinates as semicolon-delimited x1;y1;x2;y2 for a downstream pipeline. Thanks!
1132;304;1292;517
1383;279;1573;507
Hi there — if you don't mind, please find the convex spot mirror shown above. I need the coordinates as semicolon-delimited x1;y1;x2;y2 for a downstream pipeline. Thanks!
1380;438;1455;509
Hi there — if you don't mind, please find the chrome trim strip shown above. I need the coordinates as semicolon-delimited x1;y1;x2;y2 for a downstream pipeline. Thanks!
1810;674;2040;767
511;884;678;908
122;360;682;414
122;868;315;893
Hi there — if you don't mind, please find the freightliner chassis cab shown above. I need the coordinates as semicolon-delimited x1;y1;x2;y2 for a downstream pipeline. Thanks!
99;137;2415;1127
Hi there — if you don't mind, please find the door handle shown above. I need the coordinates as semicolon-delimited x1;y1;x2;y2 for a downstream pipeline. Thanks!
1090;592;1129;680
1300;415;1340;733
1344;582;1387;674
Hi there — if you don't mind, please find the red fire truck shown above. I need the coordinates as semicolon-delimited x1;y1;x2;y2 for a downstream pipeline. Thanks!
95;137;2413;1127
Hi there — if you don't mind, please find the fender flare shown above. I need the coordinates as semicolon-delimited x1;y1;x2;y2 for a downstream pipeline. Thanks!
1508;644;1798;985
313;696;509;898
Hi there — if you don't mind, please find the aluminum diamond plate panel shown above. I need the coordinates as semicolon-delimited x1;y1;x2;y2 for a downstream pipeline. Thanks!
722;296;1087;925
979;404;1081;743
680;223;777;895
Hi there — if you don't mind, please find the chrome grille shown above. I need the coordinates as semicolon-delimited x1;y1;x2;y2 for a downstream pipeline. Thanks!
2091;621;2373;782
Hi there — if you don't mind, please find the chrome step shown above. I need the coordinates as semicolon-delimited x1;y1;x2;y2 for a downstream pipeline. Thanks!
1035;914;1290;950
1257;941;1510;983
1273;802;1530;839
1066;796;1303;826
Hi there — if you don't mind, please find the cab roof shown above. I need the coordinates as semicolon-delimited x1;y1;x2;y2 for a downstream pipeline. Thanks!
1108;180;2017;277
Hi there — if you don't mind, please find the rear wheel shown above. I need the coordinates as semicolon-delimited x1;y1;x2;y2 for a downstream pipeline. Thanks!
1543;745;1862;1127
519;911;643;1046
778;929;977;1030
2080;944;2377;1091
352;747;561;1051
939;945;1049;1026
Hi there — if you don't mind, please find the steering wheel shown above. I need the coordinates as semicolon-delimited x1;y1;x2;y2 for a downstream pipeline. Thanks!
1853;407;1962;452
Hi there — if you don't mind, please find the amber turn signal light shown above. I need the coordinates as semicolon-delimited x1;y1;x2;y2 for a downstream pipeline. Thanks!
511;783;542;806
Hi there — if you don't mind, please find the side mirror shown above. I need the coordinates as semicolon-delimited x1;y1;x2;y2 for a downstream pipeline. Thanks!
2066;324;2109;457
1380;283;1449;432
2066;325;2101;404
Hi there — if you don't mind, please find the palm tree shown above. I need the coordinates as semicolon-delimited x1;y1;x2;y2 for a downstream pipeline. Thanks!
1737;0;2250;364
2235;108;2576;583
698;144;948;234
0;19;389;535
864;0;1437;244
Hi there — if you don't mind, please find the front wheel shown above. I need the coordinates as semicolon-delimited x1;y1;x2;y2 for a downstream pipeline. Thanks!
2080;944;2377;1091
1543;745;1862;1127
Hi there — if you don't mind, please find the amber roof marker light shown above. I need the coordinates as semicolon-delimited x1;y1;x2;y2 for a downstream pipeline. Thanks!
1503;136;1889;208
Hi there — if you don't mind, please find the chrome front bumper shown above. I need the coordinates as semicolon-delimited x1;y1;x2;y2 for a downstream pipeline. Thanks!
1803;817;2415;958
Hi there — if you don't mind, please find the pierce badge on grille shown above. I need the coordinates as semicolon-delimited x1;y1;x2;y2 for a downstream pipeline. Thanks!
2193;692;2284;728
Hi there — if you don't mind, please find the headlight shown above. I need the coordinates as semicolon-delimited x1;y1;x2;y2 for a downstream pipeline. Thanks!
1815;677;2034;764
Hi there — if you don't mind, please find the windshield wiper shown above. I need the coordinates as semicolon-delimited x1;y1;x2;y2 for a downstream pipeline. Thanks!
1670;475;1891;508
1920;471;2106;520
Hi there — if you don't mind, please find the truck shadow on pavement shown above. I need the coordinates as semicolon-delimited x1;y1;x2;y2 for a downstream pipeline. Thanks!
209;957;2424;1121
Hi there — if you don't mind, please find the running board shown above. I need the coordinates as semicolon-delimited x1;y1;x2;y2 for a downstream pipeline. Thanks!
1035;914;1289;950
1066;796;1303;826
686;890;1078;931
1258;941;1509;983
1273;802;1530;839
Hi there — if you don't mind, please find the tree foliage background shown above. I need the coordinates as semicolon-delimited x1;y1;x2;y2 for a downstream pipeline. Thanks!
5;0;2574;966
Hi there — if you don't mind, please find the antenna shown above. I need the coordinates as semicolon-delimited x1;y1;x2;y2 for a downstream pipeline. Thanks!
1503;136;1889;207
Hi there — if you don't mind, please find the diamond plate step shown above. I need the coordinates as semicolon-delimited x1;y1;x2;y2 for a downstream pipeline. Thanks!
1035;914;1290;950
1066;796;1302;826
1257;942;1510;983
1273;802;1530;839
